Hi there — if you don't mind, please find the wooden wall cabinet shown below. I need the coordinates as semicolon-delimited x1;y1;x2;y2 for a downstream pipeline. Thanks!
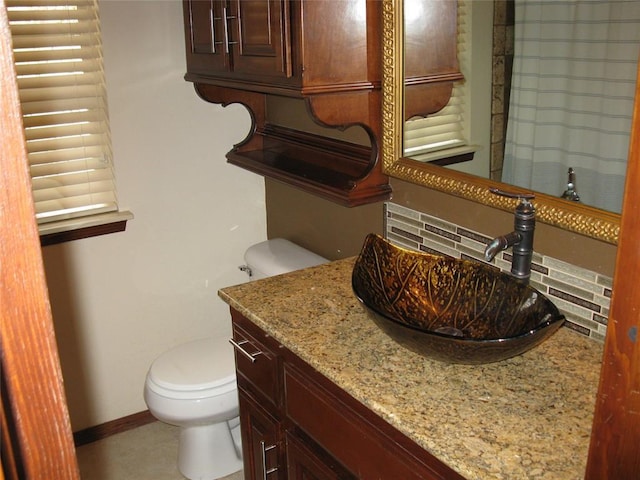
230;309;465;480
403;0;464;120
183;0;379;96
184;0;291;85
182;0;459;206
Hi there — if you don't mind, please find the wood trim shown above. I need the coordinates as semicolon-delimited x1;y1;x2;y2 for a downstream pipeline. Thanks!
428;151;474;167
585;63;640;479
73;411;156;447
0;3;80;477
40;220;129;247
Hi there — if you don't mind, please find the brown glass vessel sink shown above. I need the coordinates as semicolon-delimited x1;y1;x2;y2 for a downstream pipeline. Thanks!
352;234;565;364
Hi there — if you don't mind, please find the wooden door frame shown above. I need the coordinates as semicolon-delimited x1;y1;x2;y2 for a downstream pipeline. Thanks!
0;2;80;478
585;64;640;479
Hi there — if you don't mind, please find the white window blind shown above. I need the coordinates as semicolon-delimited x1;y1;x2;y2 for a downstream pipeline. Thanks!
404;0;472;161
7;0;120;229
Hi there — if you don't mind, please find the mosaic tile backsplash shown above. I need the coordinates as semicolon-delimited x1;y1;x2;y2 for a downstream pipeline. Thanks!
385;202;612;342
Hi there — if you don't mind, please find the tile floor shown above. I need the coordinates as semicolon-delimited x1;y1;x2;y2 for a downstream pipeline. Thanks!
76;421;244;480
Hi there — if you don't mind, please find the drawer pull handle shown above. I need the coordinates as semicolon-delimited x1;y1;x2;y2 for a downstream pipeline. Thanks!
229;338;263;363
260;440;278;479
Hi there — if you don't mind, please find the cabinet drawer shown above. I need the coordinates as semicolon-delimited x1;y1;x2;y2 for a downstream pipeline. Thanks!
232;321;280;407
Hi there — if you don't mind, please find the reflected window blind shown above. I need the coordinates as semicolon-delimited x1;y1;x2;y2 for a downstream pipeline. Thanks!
404;0;469;159
7;0;118;225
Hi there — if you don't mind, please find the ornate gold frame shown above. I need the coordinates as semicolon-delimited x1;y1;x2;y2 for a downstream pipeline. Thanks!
381;0;620;244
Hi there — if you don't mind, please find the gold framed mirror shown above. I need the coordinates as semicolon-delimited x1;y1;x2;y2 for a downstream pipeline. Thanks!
381;0;621;244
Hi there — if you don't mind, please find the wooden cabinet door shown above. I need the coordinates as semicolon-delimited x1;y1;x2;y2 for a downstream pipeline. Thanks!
283;363;464;480
239;389;285;480
286;432;355;480
185;0;292;80
228;0;292;79
183;0;230;75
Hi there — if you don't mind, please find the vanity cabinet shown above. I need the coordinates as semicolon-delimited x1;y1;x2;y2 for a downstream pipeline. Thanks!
182;0;459;206
230;308;466;480
232;318;285;479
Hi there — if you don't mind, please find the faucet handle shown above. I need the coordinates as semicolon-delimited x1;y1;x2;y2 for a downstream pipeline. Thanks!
489;187;535;200
489;187;535;204
490;188;536;217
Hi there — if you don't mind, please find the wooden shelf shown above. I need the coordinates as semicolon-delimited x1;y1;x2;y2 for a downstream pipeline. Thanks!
227;125;392;207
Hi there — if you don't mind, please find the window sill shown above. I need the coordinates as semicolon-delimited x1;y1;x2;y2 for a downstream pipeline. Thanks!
40;211;134;247
406;145;479;166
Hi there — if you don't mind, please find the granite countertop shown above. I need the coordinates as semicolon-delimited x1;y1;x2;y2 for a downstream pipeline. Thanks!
219;258;604;480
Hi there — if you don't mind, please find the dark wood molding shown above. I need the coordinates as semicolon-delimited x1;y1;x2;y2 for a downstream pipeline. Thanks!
73;410;156;447
40;219;129;247
428;151;475;167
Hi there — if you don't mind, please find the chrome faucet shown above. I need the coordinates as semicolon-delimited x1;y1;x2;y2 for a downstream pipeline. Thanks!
560;167;581;202
484;188;536;282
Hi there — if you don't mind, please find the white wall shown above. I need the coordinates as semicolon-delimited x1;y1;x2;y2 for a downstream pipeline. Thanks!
42;0;266;431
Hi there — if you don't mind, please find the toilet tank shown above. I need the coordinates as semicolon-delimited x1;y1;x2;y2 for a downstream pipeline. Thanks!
243;239;328;280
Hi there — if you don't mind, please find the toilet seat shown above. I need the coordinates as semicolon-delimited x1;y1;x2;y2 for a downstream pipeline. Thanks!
147;337;237;399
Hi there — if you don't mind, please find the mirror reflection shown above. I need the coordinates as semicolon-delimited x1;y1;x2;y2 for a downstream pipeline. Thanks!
403;0;640;214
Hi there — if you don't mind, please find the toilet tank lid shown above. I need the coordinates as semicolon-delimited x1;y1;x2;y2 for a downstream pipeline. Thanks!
244;238;328;278
148;337;235;392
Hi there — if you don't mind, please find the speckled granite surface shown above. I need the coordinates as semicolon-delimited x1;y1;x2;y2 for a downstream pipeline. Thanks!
219;258;604;480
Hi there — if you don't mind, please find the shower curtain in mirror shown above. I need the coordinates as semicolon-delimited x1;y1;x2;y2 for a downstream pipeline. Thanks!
502;0;640;213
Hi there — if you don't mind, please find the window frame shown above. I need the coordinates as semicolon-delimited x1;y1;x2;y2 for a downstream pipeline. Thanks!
7;0;131;245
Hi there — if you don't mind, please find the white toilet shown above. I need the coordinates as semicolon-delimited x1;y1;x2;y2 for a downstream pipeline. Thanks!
143;239;327;480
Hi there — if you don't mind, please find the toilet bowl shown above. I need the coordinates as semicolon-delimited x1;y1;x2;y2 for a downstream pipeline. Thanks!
144;337;242;480
143;239;328;480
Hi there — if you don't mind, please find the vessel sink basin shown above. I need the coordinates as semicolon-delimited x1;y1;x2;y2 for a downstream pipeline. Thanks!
351;234;565;364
